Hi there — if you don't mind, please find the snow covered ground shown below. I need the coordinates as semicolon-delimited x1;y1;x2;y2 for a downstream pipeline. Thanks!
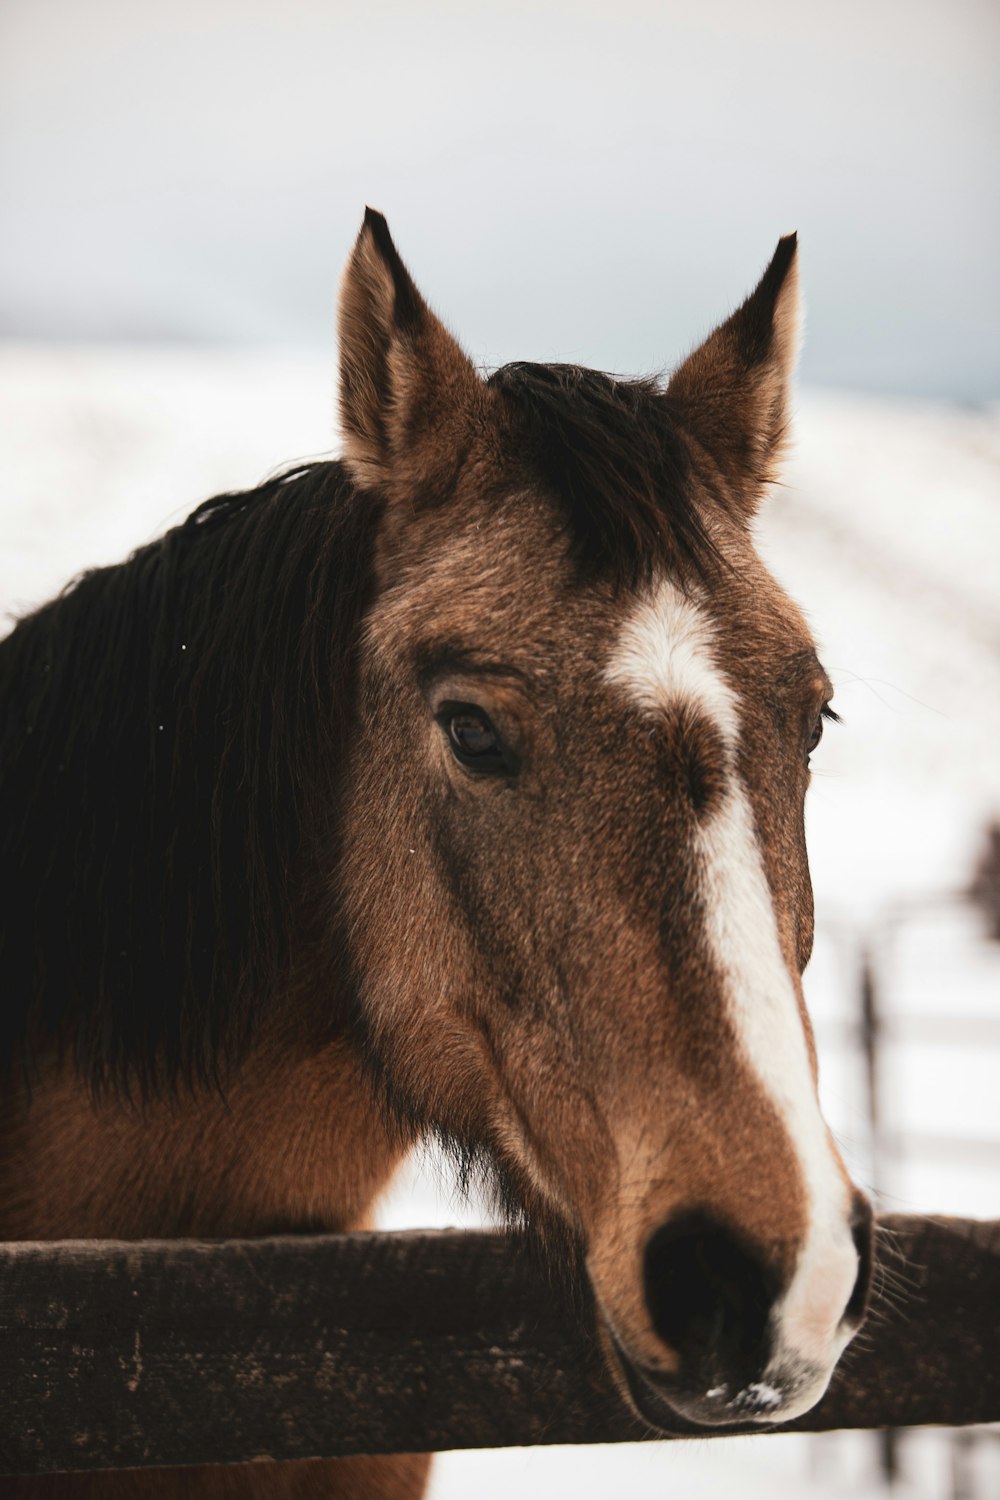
1;346;998;1497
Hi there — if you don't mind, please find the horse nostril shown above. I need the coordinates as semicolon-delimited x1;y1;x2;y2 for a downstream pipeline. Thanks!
845;1191;875;1324
643;1212;780;1370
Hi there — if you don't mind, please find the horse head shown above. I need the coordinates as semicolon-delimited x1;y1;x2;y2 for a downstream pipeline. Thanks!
337;209;872;1430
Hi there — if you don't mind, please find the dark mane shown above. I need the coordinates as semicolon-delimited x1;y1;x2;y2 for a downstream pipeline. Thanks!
0;462;379;1094
488;362;723;589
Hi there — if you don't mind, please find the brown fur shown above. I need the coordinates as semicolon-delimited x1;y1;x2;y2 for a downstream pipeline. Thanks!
1;212;866;1494
4;1458;431;1500
0;1001;414;1497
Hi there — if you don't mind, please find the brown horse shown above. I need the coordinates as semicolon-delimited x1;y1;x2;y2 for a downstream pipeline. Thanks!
0;211;872;1498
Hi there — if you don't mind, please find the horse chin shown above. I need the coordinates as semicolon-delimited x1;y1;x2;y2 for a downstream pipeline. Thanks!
604;1323;824;1434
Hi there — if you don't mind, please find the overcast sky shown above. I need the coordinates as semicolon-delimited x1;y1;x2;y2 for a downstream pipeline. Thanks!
2;0;998;400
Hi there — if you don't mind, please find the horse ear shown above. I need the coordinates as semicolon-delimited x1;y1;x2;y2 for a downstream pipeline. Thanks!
337;208;483;501
666;234;801;514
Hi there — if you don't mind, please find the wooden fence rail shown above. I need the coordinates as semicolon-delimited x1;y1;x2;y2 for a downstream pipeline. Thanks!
1;1214;998;1476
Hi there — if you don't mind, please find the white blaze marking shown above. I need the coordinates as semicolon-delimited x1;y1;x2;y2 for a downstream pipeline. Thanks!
604;585;740;739
606;579;858;1402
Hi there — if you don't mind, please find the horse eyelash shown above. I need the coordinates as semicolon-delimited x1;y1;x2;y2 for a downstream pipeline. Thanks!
821;704;842;726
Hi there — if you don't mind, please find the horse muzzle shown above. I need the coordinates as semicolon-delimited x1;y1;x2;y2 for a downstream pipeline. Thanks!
601;1198;874;1430
608;1323;829;1429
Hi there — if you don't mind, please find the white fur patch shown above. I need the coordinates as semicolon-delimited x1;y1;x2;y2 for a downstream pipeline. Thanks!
696;765;857;1394
606;578;857;1408
604;584;740;744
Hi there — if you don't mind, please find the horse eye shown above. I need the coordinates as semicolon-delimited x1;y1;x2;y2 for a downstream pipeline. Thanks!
807;703;840;760
450;712;497;757
441;705;510;773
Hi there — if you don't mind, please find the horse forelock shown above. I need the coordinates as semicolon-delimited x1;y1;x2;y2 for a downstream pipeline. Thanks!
487;361;729;591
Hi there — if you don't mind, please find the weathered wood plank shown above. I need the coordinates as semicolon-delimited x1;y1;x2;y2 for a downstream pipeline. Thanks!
0;1214;997;1475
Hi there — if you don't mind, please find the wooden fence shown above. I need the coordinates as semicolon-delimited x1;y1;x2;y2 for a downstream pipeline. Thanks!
1;1214;998;1476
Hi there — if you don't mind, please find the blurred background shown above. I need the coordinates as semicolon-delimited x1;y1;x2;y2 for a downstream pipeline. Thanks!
2;1;998;1495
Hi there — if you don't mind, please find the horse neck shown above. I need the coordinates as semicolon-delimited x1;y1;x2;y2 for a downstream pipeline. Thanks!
0;1019;408;1242
0;463;375;1115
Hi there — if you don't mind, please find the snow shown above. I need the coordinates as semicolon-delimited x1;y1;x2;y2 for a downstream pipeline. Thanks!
1;345;998;1498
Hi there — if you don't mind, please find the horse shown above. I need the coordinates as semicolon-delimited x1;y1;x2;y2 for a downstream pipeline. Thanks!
0;210;873;1499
